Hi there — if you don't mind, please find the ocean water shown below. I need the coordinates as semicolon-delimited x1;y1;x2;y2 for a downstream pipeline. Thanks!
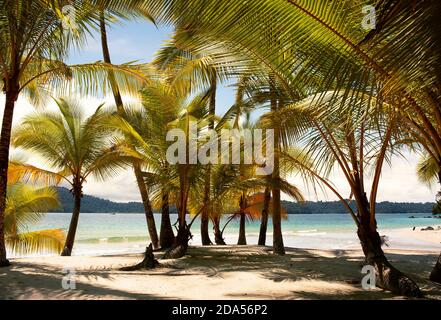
20;212;441;257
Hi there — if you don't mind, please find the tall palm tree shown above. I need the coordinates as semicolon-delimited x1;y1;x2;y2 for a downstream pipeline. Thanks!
12;99;134;256
144;0;439;295
274;90;422;297
106;101;176;249
108;73;211;257
154;34;230;246
97;5;160;249
0;0;145;266
162;92;210;258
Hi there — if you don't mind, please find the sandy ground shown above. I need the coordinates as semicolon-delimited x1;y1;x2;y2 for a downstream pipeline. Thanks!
394;226;441;245
1;244;441;300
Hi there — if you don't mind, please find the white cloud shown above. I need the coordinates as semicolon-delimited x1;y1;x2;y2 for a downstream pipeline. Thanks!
1;93;437;203
285;152;435;203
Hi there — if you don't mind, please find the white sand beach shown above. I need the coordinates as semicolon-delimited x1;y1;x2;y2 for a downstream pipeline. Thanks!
2;243;441;300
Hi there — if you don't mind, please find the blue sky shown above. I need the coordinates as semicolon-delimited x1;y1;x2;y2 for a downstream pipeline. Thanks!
68;20;237;116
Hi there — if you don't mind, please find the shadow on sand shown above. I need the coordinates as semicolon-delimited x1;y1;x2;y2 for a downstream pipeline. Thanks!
1;246;440;300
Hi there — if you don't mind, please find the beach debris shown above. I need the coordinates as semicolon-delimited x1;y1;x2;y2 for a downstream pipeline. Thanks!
421;226;435;231
120;244;159;271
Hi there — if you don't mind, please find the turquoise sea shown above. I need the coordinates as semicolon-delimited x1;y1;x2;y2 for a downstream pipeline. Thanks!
20;212;441;257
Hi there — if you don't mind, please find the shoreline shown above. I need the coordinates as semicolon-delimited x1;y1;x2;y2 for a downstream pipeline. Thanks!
10;224;441;259
2;245;441;300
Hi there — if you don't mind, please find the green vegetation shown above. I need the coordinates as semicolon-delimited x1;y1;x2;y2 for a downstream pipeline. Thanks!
51;187;437;215
5;161;64;255
12;99;134;256
1;0;441;296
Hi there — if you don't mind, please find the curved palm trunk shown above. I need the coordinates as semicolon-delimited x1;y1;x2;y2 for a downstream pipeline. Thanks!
355;192;421;296
99;11;159;249
0;89;18;267
357;215;422;296
200;75;217;245
61;182;82;256
160;191;175;249
213;216;226;245
258;187;271;246
134;165;159;249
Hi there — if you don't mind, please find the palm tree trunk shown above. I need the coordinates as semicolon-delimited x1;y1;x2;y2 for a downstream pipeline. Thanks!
258;187;271;246
160;191;175;249
134;165;159;249
213;216;226;245
237;212;247;245
0;89;18;267
99;10;124;109
200;74;217;245
237;194;247;245
61;182;82;256
271;88;285;255
357;218;421;296
355;192;421;297
201;173;212;245
100;10;160;249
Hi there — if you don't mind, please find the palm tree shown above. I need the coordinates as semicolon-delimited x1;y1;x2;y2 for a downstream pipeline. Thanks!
257;187;271;246
99;5;160;249
12;99;134;256
108;73;211;257
154;34;230;246
162;92;210;258
144;0;439;295
106;101;177;249
190;163;264;245
0;0;146;266
274;90;422;297
5;160;64;255
5;183;64;255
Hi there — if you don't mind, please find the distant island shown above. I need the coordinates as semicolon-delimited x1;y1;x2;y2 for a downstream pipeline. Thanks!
53;187;436;214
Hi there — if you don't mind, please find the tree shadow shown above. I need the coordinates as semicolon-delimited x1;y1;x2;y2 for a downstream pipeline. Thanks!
154;246;441;300
0;261;173;300
2;246;440;300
